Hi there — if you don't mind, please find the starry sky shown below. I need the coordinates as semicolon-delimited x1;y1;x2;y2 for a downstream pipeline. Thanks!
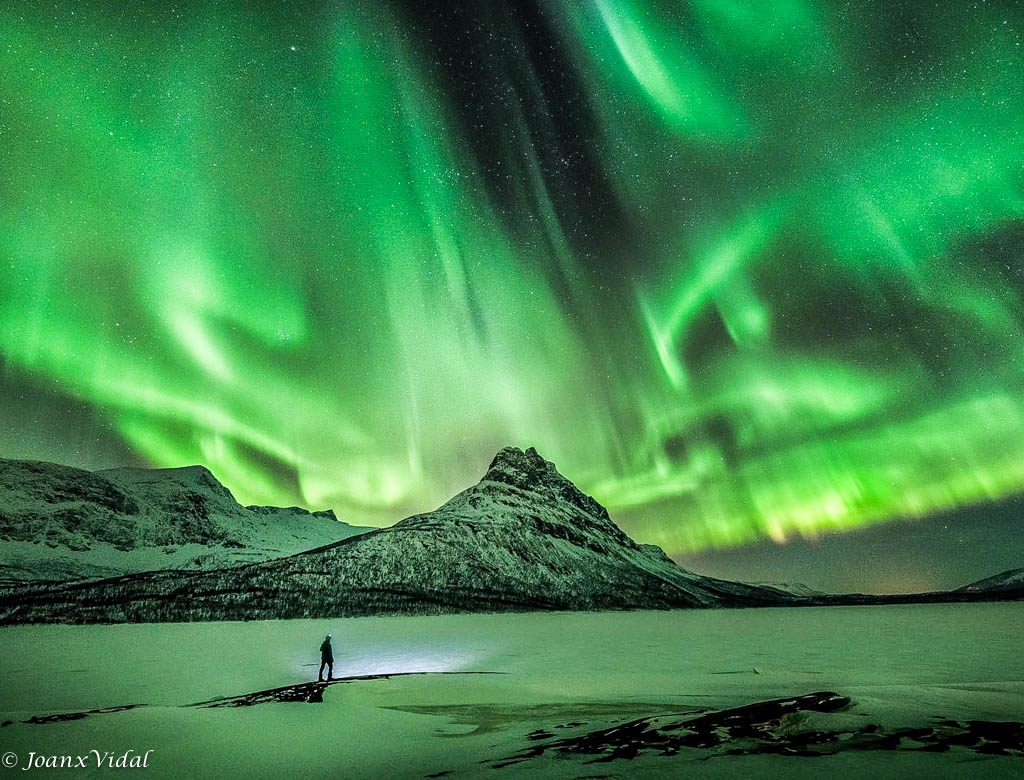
2;0;1023;593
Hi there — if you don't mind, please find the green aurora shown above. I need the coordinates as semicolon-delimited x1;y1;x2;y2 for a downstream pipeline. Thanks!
1;0;1023;560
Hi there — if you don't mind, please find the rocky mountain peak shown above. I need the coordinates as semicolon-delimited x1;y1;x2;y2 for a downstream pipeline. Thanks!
484;446;556;487
480;446;612;523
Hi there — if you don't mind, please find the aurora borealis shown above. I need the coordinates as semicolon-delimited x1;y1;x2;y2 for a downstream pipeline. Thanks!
2;0;1023;589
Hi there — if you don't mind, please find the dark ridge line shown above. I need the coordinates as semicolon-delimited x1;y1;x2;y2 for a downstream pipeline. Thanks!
4;586;1022;628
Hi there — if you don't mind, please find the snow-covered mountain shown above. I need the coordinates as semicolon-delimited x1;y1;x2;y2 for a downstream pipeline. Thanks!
0;457;367;583
751;582;826;599
0;447;797;623
955;568;1024;595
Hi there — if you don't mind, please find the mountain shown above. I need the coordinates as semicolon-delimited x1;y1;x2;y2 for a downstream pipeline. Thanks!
799;570;1024;607
0;447;797;624
0;457;368;584
955;568;1024;596
751;582;826;599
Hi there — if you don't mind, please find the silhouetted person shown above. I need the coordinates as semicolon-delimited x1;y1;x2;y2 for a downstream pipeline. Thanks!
319;634;334;681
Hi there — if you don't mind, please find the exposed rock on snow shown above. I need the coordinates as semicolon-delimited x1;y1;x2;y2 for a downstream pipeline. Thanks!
189;671;505;708
0;446;797;623
0;457;366;583
490;692;1024;767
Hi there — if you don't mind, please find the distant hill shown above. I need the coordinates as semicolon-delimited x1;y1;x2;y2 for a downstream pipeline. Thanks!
751;582;826;599
801;570;1024;607
0;457;368;583
955;568;1024;595
0;447;797;624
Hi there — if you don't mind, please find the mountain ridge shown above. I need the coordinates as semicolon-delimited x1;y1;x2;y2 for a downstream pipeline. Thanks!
1;447;1021;624
0;446;795;623
0;456;367;583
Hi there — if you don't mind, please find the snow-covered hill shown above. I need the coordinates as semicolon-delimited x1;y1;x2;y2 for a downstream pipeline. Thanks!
751;582;826;599
0;447;798;623
955;568;1024;595
0;457;367;583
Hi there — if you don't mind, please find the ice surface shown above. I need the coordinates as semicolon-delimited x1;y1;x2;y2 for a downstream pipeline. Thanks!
0;604;1021;778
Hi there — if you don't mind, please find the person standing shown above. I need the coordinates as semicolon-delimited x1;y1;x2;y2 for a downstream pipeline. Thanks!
319;634;334;681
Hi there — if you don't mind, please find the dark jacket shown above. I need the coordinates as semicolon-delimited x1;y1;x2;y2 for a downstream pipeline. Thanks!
320;639;333;662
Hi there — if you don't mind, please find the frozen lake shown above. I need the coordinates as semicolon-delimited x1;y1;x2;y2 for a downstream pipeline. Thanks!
1;603;1021;778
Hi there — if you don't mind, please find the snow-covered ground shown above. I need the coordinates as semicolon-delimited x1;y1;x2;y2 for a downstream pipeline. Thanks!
0;604;1021;778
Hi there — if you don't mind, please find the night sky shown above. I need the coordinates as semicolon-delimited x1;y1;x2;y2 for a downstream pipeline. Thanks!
2;0;1023;593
